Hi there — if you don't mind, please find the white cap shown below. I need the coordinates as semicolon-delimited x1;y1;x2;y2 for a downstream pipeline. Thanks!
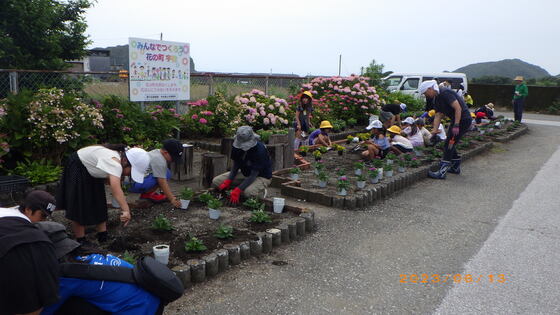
403;117;415;125
419;80;439;94
366;119;383;130
125;148;150;183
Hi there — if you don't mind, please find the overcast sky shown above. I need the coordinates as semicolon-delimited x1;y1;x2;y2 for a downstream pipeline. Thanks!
86;0;560;76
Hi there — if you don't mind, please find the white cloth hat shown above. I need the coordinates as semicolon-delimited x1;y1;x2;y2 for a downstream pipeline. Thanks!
403;117;415;125
366;119;383;130
419;80;439;94
126;147;150;183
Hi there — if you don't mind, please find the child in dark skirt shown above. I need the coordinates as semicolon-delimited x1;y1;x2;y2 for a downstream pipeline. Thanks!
57;145;150;244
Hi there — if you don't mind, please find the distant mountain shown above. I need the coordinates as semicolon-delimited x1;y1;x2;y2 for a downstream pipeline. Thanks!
454;59;550;79
96;45;196;72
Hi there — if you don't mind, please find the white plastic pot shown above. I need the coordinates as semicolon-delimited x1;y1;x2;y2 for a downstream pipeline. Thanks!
273;197;285;214
357;181;366;189
153;244;170;265
377;168;384;180
180;199;190;210
386;159;394;165
314;169;319;175
111;196;120;208
209;208;221;220
370;177;379;184
398;166;406;173
385;170;394;177
337;188;347;196
354;169;362;176
480;130;485;135
318;180;327;188
290;174;299;181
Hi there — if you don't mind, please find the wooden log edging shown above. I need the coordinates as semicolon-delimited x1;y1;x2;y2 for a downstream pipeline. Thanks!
171;208;316;290
278;125;528;210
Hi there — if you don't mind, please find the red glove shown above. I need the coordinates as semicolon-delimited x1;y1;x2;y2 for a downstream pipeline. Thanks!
452;126;460;136
229;187;243;205
218;179;232;191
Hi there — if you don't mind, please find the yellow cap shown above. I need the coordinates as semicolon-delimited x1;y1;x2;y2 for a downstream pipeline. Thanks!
319;120;333;129
387;125;401;134
470;112;475;118
302;91;313;99
428;110;436;117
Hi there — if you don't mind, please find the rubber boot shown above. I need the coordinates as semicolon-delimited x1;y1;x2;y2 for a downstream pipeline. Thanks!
428;160;451;179
448;158;461;174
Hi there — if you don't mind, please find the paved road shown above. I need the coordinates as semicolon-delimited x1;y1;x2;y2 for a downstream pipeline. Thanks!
166;118;560;315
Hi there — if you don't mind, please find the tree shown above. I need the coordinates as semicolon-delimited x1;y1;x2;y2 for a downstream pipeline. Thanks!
363;59;389;88
0;0;93;70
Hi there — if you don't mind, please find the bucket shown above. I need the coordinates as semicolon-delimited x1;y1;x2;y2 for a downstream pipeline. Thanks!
153;244;170;265
357;181;366;189
180;199;190;210
337;188;347;196
354;169;362;176
273;197;285;214
209;208;221;220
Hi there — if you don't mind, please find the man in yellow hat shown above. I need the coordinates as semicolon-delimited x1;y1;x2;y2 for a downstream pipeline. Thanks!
513;76;528;122
309;120;333;147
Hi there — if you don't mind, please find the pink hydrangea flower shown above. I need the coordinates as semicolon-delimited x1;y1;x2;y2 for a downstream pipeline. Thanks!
191;114;198;120
199;118;207;124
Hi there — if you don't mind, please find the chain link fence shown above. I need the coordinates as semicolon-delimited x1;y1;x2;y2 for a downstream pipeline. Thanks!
0;69;310;102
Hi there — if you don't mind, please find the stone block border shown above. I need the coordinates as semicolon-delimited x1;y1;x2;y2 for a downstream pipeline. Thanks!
276;124;529;210
171;207;316;289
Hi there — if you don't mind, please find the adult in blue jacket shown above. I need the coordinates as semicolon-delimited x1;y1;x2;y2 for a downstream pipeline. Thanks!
37;222;161;315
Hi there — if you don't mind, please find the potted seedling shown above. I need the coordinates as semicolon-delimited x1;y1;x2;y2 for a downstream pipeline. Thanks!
336;144;345;156
384;164;394;177
356;173;367;189
397;158;406;173
207;197;223;220
318;146;328;154
313;161;325;175
317;171;328;188
184;237;207;252
346;135;354;144
368;168;379;184
313;150;322;161
179;187;194;210
410;157;421;168
337;176;350;196
372;158;384;180
299;145;309;157
152;214;173;232
336;168;346;179
198;191;214;204
347;118;357;128
354;161;365;176
289;166;301;180
214;224;234;239
243;197;265;211
385;152;396;165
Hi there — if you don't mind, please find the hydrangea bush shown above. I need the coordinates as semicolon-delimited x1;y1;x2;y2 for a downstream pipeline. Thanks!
290;75;381;125
183;93;242;137
234;89;292;130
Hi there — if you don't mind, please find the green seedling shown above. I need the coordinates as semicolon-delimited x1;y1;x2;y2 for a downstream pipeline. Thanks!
184;237;207;252
214;224;234;239
152;214;173;231
250;210;272;223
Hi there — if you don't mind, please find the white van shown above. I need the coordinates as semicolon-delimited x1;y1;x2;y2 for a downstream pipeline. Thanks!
383;72;468;98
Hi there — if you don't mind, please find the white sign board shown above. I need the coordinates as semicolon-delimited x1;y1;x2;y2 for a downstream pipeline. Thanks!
128;37;190;102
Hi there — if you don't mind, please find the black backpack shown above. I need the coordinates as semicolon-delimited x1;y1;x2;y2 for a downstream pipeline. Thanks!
59;256;184;305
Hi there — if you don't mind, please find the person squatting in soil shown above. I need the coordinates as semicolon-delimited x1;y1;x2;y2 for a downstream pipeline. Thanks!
293;91;314;148
57;144;150;244
420;80;473;179
401;117;425;147
474;102;497;123
361;119;390;160
308;120;333;147
386;125;414;154
213;126;273;204
129;139;184;207
37;221;162;315
0;190;59;315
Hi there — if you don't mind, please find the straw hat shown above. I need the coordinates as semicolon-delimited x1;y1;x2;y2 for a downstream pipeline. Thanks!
514;76;524;81
387;125;401;134
485;103;495;110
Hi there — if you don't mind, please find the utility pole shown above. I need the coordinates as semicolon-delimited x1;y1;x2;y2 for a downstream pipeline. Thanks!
160;33;163;41
338;54;342;76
